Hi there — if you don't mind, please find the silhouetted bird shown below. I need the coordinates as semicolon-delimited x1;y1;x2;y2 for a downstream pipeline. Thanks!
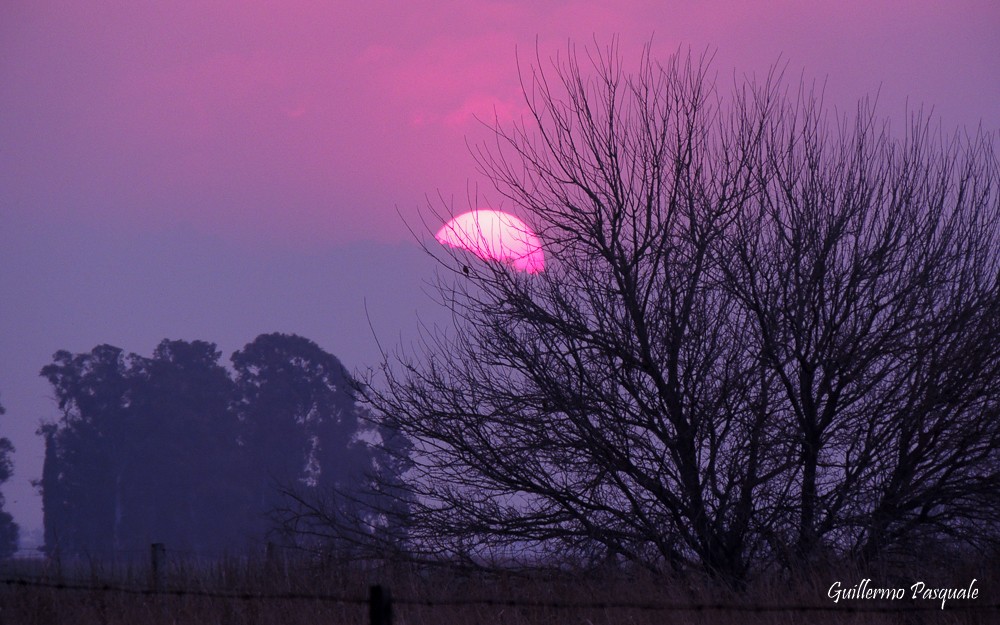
463;265;470;275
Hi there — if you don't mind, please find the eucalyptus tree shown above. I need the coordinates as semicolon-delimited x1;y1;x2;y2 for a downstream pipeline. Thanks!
39;334;382;556
39;345;132;555
232;332;372;540
40;341;244;555
0;394;19;559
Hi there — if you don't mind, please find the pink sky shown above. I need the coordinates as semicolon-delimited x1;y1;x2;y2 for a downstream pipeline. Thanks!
3;1;997;246
1;0;998;547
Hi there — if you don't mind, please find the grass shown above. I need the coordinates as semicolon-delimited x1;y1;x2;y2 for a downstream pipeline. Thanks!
1;549;995;624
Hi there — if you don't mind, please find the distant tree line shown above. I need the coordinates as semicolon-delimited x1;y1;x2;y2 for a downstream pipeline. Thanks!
38;333;400;557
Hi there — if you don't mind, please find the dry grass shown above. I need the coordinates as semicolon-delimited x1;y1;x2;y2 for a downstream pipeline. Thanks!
1;551;995;624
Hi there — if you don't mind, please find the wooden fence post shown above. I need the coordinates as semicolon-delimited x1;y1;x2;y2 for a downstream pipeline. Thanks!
52;545;63;583
150;543;166;592
369;584;392;625
265;541;277;568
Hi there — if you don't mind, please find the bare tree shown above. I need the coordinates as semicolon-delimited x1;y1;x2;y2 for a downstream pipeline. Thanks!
719;92;1000;567
362;43;785;582
351;42;1000;583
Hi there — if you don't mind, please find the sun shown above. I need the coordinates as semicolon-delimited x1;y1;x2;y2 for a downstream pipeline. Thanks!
435;210;544;273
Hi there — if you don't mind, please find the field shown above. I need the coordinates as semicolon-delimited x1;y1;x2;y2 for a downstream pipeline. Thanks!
1;549;996;624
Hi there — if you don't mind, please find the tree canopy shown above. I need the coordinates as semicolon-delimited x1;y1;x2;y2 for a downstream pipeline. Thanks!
38;333;383;557
362;43;1000;583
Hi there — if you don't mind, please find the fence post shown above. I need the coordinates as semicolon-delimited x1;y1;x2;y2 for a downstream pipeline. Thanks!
52;545;63;583
369;584;392;625
150;543;166;592
265;541;276;567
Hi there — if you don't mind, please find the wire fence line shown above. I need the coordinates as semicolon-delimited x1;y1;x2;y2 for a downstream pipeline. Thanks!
1;576;367;604
3;576;998;615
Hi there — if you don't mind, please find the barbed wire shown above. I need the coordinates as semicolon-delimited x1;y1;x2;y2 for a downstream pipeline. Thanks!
392;596;1000;613
3;576;998;614
0;577;368;605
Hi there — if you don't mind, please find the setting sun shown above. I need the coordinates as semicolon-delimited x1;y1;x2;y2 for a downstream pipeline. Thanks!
435;209;544;273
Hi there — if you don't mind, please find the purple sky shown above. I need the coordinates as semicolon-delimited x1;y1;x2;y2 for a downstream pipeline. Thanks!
2;0;998;550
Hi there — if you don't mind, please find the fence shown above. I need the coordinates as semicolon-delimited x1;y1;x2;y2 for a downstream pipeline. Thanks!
4;576;999;623
3;544;997;624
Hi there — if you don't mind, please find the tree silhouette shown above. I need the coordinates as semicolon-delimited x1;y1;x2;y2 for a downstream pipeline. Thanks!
38;334;379;556
124;339;242;553
362;42;1000;582
39;345;131;555
232;333;371;540
40;341;245;554
0;393;19;559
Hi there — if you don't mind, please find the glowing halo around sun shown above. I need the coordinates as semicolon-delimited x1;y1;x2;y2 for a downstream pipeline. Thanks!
435;210;545;274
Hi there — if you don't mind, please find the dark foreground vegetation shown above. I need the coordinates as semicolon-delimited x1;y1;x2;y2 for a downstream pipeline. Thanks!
1;549;997;624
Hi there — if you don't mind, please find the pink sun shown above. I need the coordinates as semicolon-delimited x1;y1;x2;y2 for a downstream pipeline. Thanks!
435;210;544;274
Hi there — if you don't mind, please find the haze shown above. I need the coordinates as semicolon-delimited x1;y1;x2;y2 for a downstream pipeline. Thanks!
1;0;997;551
